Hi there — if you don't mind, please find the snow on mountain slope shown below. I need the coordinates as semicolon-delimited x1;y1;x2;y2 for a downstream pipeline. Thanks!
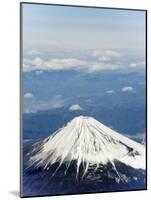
29;116;146;178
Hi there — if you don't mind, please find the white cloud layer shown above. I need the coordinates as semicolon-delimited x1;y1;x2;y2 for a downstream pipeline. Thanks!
69;104;82;111
122;86;134;92
23;49;145;73
23;57;87;72
23;57;121;73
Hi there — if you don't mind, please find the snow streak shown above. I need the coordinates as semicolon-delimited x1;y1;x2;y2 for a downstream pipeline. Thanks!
29;116;145;177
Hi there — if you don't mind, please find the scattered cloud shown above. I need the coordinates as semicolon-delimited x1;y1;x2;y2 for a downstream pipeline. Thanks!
92;50;122;61
69;104;82;111
86;62;121;72
129;61;145;68
121;86;134;92
106;90;115;94
24;93;34;98
23;95;64;113
47;95;64;109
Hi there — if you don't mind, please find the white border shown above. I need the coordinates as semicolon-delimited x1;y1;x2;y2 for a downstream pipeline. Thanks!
0;0;150;199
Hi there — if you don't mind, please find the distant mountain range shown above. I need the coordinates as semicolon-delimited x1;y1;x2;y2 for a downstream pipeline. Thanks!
23;70;146;142
23;104;145;142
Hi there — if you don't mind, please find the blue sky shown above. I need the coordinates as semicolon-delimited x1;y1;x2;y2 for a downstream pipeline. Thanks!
23;4;145;50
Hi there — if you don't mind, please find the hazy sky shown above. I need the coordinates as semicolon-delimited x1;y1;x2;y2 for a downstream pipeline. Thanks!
22;4;146;114
22;4;146;51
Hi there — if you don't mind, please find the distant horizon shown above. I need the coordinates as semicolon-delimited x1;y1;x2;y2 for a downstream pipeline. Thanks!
22;3;145;50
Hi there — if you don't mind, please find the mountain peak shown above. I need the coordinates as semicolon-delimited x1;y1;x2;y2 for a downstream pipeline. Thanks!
71;115;95;121
73;115;91;120
29;116;145;178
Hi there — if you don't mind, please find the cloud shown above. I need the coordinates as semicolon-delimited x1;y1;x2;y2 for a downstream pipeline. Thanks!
32;57;43;66
97;56;112;62
24;93;34;98
86;62;121;72
45;58;87;70
26;49;40;56
23;49;145;74
121;86;134;92
23;95;64;113
106;90;115;94
23;57;87;72
35;70;43;75
92;50;122;61
46;95;64;109
69;104;82;111
23;56;121;73
129;61;145;68
105;50;122;57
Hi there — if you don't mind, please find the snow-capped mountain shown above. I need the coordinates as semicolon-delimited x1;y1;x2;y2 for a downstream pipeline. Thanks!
29;116;145;178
